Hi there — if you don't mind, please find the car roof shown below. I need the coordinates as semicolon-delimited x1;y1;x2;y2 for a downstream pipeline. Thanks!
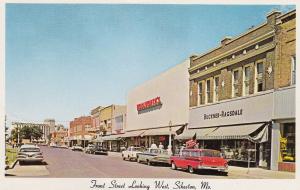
183;149;220;152
20;144;39;149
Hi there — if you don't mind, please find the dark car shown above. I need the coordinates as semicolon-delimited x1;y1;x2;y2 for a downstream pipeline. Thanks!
91;145;108;155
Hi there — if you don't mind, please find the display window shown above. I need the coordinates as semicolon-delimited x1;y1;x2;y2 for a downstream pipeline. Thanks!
280;123;295;162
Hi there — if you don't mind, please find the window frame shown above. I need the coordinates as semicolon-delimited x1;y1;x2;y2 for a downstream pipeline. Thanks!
254;61;264;93
291;55;296;85
243;64;251;96
198;81;203;106
232;69;239;98
213;76;220;102
205;79;211;104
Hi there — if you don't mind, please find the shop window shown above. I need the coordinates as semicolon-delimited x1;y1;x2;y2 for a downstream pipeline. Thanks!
291;55;296;85
280;123;295;162
255;62;264;92
232;70;239;98
213;77;219;102
220;140;256;161
243;66;251;96
206;80;211;103
198;82;204;105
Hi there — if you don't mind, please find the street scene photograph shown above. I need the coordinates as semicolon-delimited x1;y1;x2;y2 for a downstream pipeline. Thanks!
3;3;296;180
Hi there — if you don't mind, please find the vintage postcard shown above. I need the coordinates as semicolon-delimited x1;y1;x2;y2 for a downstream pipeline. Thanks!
0;1;298;190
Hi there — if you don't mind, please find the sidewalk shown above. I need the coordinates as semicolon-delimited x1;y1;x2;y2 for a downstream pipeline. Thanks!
228;166;295;179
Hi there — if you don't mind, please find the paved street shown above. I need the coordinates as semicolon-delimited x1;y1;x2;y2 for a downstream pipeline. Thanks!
5;146;295;178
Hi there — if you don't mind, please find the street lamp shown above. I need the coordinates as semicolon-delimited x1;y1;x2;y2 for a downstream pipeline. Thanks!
168;121;172;155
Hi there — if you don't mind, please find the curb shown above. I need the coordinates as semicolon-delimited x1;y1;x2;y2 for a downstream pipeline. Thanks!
9;160;18;169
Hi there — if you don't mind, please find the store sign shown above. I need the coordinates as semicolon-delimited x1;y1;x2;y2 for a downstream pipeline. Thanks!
189;91;273;128
136;97;162;111
204;109;243;120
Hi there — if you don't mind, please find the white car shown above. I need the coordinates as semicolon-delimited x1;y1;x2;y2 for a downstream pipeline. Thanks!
122;146;144;161
17;144;44;164
71;145;84;151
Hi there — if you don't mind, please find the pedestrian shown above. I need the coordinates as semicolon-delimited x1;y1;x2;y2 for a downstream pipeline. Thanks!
150;142;158;149
158;142;164;149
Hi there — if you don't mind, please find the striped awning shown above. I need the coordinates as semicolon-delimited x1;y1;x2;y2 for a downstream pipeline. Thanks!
199;123;266;141
120;130;146;138
142;126;182;136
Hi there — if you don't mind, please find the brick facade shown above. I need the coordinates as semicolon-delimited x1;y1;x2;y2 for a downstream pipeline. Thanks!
274;11;296;88
69;116;92;138
189;10;295;107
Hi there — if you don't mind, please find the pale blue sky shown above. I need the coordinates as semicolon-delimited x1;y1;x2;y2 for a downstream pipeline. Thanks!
5;4;295;128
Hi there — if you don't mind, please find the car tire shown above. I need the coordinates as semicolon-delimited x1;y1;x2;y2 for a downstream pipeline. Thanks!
122;156;125;160
128;156;130;161
221;172;228;176
188;166;194;174
147;160;151;166
171;162;177;170
137;157;140;163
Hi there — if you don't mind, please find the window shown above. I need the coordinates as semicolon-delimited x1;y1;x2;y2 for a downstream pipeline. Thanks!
255;62;264;92
291;55;296;85
280;123;295;162
198;82;203;105
232;70;239;97
213;77;219;102
206;80;211;103
243;66;251;96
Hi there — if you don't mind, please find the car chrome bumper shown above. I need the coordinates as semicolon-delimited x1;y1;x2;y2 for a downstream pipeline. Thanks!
198;165;228;172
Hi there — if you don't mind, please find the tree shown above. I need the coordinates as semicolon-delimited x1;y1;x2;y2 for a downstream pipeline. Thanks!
19;125;43;142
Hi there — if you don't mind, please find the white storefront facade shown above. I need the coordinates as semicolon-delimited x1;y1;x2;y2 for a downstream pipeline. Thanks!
178;86;295;170
125;59;190;150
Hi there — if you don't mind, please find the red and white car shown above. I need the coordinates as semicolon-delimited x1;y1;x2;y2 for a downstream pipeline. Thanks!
170;149;228;175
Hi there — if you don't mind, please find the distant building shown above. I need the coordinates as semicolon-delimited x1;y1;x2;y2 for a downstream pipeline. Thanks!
69;116;92;147
11;121;51;143
44;119;55;133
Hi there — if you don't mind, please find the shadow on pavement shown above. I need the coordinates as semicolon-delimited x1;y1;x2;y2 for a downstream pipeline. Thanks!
19;161;48;166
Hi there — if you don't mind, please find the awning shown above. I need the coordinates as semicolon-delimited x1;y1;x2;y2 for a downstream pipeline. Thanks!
120;130;146;138
199;123;267;141
102;134;123;141
175;127;216;140
142;126;183;136
175;129;196;140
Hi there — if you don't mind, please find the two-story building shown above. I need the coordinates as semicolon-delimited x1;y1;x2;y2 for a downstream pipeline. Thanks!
177;10;295;171
69;116;92;147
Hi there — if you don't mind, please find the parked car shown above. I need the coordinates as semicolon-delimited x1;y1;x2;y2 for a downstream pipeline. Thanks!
85;144;95;154
71;145;84;151
17;144;44;164
57;144;69;149
137;148;170;166
170;149;228;175
93;145;108;155
122;146;144;161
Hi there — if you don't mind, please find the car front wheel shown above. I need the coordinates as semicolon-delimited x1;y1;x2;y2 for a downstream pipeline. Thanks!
188;166;194;173
147;160;151;166
137;157;140;163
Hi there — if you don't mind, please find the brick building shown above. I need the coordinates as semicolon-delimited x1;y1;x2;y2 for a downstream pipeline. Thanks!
177;10;295;171
69;116;92;147
51;127;68;146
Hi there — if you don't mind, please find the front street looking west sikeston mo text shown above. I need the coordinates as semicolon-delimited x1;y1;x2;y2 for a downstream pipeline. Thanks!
5;8;296;178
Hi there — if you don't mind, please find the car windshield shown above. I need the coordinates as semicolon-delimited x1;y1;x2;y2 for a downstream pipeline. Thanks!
20;148;40;152
132;147;142;151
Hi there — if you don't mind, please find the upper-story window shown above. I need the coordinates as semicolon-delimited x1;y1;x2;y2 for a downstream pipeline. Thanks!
213;77;219;102
243;65;251;96
232;70;239;98
198;82;204;105
206;79;211;104
291;55;296;85
255;62;264;92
